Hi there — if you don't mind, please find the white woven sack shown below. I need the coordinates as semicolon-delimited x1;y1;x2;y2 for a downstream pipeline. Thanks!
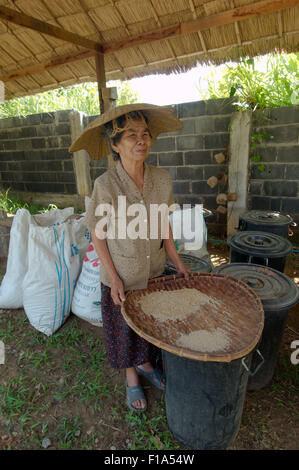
0;209;31;308
0;207;74;310
23;221;80;336
71;242;102;327
72;215;90;266
32;207;74;227
169;205;207;254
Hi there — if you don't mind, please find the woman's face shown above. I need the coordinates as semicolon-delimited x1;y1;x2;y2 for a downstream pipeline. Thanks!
111;118;152;165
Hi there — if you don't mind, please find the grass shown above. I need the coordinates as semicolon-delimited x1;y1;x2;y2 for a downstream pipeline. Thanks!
55;416;82;449
125;403;181;450
0;310;181;450
276;350;299;385
0;376;36;421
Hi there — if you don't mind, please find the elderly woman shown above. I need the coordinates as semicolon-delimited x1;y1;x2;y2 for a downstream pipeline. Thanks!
70;104;190;412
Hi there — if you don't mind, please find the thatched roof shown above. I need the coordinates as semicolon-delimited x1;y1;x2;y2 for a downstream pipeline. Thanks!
1;0;299;100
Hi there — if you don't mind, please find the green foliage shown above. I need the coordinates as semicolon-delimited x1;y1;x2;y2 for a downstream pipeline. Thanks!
201;53;299;174
0;80;140;118
202;53;299;110
0;188;58;214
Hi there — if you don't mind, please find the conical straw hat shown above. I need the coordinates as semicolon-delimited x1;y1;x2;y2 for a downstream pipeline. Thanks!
69;103;183;160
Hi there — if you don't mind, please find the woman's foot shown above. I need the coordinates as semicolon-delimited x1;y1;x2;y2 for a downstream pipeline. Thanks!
126;367;147;411
136;362;165;390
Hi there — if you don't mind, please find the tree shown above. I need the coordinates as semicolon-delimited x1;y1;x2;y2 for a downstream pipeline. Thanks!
111;80;140;106
0;80;140;118
201;53;299;110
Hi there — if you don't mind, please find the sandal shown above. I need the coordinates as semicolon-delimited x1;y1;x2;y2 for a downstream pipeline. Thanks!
135;366;165;391
126;384;147;412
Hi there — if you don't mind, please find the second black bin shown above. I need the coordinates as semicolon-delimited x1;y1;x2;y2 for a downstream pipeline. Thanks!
227;230;293;273
215;263;299;390
238;210;294;238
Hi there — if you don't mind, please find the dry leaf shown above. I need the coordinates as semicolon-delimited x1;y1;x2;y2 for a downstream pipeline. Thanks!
214;152;226;164
207;176;218;188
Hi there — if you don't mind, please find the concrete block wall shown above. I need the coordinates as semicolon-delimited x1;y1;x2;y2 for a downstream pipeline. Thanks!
249;106;299;226
0;99;298;235
0;110;76;194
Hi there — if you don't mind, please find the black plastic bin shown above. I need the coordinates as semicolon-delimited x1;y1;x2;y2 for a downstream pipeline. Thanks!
162;348;263;450
122;272;264;450
227;231;293;273
164;254;212;275
215;263;299;390
238;210;294;238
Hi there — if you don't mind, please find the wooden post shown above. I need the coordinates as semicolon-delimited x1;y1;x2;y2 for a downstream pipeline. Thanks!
69;110;92;198
95;53;106;114
95;52;118;169
227;110;252;236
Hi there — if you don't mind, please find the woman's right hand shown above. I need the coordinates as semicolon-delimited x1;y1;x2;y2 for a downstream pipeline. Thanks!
110;276;126;306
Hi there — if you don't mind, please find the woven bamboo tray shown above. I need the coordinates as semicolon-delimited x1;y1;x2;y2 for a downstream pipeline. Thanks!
121;273;264;362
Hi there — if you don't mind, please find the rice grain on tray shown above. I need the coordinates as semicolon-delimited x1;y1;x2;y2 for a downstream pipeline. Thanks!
176;328;231;352
138;288;219;321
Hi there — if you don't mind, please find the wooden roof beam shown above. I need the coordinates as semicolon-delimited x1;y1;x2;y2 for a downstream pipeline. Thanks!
103;0;299;53
0;5;104;53
1;0;297;58
1;50;95;83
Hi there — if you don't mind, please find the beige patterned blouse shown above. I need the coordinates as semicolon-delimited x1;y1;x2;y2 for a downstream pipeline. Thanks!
84;160;175;291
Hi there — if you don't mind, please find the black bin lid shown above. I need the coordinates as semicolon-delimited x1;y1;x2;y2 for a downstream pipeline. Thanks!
165;254;212;273
239;210;293;227
227;231;293;258
214;263;299;311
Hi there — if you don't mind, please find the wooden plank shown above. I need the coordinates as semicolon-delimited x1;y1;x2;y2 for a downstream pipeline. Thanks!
227;111;252;236
0;6;103;53
102;86;118;112
69;110;92;198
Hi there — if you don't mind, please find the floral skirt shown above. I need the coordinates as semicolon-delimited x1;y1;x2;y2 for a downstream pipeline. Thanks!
101;283;157;369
